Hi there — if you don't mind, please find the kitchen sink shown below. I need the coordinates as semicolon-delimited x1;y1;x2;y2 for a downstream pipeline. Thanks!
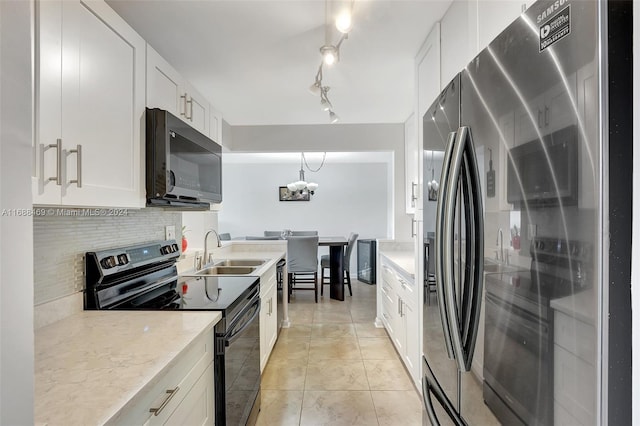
195;266;256;275
212;259;266;267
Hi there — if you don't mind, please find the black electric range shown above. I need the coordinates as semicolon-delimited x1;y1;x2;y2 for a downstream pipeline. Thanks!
84;240;261;426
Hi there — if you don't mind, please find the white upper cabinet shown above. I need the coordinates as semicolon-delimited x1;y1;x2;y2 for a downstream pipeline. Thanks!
411;23;441;216
34;0;145;208
440;0;477;89
146;45;210;136
404;114;418;215
477;1;528;52
209;104;223;146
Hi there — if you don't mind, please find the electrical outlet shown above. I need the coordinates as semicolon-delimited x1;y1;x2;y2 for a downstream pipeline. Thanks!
165;225;176;240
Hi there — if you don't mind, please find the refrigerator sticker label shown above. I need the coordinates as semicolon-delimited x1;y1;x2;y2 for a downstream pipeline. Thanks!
539;4;571;52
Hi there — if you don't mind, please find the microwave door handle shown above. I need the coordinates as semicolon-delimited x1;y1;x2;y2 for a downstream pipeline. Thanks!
435;131;457;360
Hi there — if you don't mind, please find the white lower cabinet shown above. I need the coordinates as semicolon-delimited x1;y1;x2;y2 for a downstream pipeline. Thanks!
111;330;214;426
553;310;596;425
260;264;278;372
379;255;420;385
159;363;214;426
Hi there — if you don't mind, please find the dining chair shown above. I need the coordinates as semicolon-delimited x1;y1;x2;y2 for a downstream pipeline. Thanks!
245;236;281;240
264;231;283;238
290;230;318;236
286;236;320;303
320;232;358;297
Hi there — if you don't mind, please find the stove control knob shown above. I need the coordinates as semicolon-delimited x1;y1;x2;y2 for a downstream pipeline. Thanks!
100;256;117;269
117;254;129;265
172;243;179;252
161;245;169;255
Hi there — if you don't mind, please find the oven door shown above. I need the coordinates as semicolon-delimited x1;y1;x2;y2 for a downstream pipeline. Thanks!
483;291;551;425
216;294;261;426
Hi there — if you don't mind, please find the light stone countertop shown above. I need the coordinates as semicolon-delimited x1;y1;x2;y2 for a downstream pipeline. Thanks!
379;251;415;278
35;310;221;426
550;288;596;325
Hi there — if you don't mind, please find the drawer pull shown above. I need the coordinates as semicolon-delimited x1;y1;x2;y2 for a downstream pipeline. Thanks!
149;386;180;416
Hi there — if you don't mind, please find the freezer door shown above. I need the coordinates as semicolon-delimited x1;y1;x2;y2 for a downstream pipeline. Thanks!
459;0;600;425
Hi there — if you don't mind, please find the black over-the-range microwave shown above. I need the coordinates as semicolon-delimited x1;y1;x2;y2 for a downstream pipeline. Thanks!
507;124;578;207
146;108;222;209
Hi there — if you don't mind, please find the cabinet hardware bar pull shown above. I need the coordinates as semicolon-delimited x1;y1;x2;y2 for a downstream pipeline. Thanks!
46;139;63;185
544;106;549;126
411;182;418;207
537;108;543;128
411;219;416;238
149;386;180;415
180;94;188;117
186;97;193;121
68;145;82;188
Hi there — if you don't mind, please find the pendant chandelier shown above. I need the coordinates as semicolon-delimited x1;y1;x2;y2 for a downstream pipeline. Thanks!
286;153;326;196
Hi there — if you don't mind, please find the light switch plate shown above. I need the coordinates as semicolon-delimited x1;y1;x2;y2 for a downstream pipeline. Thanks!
165;225;176;240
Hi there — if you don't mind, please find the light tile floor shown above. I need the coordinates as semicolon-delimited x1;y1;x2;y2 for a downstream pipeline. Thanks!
256;280;423;426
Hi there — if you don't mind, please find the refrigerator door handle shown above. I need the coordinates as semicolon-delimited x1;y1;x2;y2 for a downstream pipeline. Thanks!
441;127;467;370
442;126;485;372
459;126;484;372
422;376;441;426
435;131;457;360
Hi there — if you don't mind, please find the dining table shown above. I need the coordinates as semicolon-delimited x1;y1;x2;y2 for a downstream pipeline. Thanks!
318;236;349;301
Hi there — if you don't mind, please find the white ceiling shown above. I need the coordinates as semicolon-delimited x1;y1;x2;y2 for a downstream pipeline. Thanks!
106;0;451;126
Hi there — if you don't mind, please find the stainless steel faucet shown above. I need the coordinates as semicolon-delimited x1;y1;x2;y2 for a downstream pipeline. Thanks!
496;228;504;262
204;229;222;264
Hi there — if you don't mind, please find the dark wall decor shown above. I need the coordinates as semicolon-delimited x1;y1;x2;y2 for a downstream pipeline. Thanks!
279;186;310;201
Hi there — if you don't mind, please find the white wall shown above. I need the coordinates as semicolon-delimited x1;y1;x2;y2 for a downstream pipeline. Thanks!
219;160;390;274
230;123;409;239
0;0;34;423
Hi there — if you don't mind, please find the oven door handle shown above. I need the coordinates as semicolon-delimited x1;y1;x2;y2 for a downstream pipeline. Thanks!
225;297;261;345
435;131;457;360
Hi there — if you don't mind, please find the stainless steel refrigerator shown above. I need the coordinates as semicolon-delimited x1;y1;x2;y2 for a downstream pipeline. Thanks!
421;1;632;425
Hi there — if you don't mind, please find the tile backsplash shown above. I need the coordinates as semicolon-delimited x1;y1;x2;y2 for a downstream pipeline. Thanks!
34;209;181;305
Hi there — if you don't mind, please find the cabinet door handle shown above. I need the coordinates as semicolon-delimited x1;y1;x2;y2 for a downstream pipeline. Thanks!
537;108;543;128
149;386;180;415
411;219;417;238
180;94;190;119
411;182;418;207
68;144;82;188
185;96;194;121
544;106;549;126
44;139;63;185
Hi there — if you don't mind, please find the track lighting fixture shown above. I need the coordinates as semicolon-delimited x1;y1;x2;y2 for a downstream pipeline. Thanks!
307;1;355;123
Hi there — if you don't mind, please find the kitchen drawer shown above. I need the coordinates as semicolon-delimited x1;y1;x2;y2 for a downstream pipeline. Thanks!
381;291;395;334
554;311;596;365
260;264;277;297
160;362;214;426
381;263;398;287
553;344;596;425
109;330;214;425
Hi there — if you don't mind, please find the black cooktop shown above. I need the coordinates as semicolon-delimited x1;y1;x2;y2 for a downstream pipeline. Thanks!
175;275;259;311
